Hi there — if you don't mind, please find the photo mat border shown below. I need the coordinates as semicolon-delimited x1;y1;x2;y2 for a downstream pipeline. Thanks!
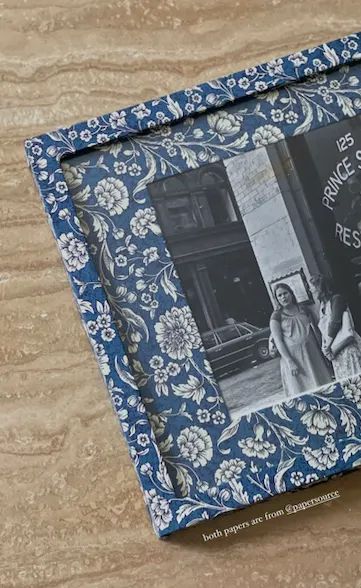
25;33;361;537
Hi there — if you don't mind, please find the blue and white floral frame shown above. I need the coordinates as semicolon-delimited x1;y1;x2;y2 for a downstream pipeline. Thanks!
26;33;361;537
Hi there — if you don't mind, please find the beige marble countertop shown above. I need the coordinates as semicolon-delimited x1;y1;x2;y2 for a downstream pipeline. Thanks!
1;1;361;586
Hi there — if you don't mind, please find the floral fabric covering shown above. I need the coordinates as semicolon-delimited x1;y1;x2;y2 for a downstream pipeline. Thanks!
26;34;361;536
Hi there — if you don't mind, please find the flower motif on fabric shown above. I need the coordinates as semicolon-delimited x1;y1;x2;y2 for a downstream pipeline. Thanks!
303;435;339;471
305;473;319;484
62;162;84;189
131;103;151;120
143;247;159;265
301;405;338;436
207;111;241;142
130;207;160;238
252;125;285;147
343;378;361;408
58;232;89;272
90;339;110;376
177;426;213;467
153;366;169;396
197;408;211;423
94;177;129;216
288;52;308;67
155;307;202;360
149;413;167;438
109;110;127;128
212;410;226;425
146;488;173;531
215;458;246;485
238;424;276;459
266;59;284;77
290;471;305;486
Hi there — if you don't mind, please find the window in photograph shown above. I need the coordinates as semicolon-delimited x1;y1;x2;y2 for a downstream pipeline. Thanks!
151;165;240;236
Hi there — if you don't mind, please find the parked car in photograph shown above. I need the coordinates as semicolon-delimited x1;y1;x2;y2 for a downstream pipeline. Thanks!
201;321;271;379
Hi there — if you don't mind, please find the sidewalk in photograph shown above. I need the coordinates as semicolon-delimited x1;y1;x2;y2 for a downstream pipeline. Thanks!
220;358;284;420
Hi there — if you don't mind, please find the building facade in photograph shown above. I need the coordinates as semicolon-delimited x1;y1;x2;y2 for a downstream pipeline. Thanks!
149;115;361;337
149;163;273;333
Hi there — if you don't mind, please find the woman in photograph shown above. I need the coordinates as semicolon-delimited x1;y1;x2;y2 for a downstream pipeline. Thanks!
310;274;361;379
270;283;331;397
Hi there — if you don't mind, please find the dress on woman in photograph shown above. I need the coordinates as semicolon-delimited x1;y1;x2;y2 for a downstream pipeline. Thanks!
310;274;361;381
270;283;331;398
318;294;361;380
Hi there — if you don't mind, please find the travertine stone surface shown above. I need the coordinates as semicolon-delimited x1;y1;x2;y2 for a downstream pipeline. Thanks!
1;2;361;586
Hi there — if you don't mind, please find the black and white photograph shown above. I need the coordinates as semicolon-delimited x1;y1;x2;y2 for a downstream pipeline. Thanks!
149;115;361;421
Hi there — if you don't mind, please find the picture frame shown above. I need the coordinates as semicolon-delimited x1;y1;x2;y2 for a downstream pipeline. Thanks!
269;268;314;305
26;33;361;537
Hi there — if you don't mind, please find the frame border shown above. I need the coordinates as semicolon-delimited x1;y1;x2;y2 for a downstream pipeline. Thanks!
25;33;361;537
